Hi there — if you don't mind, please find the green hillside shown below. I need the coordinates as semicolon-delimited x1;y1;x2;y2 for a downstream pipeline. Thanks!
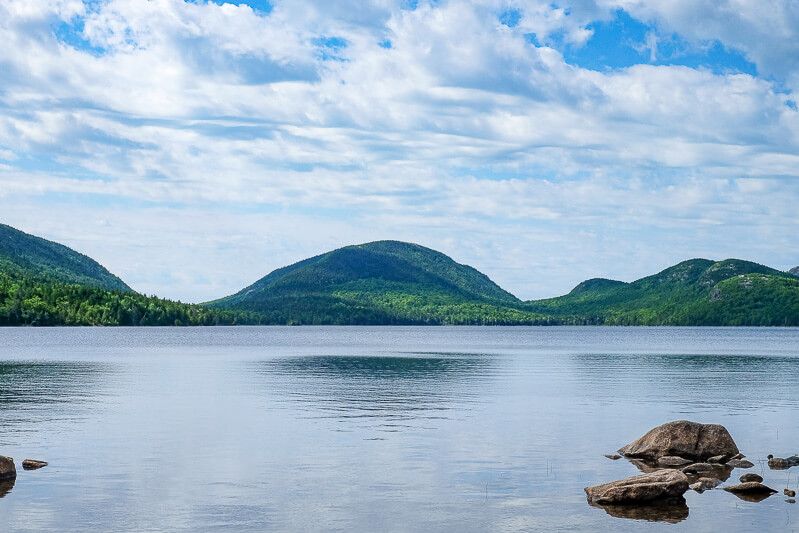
790;267;799;277
0;224;259;326
208;241;547;325
526;259;799;326
0;223;130;291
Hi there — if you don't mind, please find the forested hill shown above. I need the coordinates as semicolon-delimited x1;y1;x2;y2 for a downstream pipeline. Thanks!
0;224;259;326
207;240;547;325
0;223;130;291
2;223;797;326
525;259;799;326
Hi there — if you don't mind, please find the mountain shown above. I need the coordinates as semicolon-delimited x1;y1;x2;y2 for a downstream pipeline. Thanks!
790;266;799;277
0;223;258;326
526;258;799;326
0;223;130;291
208;240;546;325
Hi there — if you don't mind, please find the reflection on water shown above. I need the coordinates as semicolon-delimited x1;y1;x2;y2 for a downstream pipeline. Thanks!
254;354;494;425
0;479;14;499
0;362;107;438
591;497;689;523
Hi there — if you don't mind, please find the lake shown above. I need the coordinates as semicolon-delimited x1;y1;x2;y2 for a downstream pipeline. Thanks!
0;327;797;532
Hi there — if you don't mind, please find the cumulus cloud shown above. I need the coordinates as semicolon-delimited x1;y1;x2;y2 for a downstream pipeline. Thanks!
0;0;797;300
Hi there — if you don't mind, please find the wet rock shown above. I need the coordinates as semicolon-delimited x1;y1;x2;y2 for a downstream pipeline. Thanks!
618;420;739;462
739;473;763;483
585;469;689;505
767;455;799;470
0;456;16;481
726;459;754;469
785;489;797;498
591;497;689;524
604;454;622;460
724;482;777;502
708;455;727;464
729;453;744;460
22;459;48;470
689;477;722;492
658;456;693;467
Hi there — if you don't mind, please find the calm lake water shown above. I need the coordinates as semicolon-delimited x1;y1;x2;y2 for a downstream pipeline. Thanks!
1;327;798;532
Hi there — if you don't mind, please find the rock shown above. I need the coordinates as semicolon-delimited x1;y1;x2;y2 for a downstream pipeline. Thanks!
740;473;763;483
724;482;778;502
689;477;722;492
585;469;689;505
730;453;744;461
0;456;16;481
604;454;622;460
658;456;693;467
618;420;739;462
785;489;797;498
768;455;799;470
22;459;47;470
788;499;797;504
708;455;727;464
726;459;754;469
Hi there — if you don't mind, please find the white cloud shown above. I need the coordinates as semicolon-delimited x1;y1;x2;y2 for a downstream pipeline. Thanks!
0;0;797;300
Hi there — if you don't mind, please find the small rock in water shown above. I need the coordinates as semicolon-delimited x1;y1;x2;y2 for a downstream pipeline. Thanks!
0;456;16;481
708;455;727;464
724;482;778;502
727;459;754;469
787;498;797;504
768;455;799;470
658;456;693;467
785;489;797;498
22;459;48;470
740;473;763;483
604;454;621;460
585;469;689;505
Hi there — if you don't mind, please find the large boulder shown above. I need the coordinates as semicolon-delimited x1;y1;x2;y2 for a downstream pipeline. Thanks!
0;456;16;481
618;421;739;462
585;469;689;505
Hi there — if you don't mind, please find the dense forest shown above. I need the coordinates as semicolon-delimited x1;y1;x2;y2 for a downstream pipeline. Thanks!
0;273;262;326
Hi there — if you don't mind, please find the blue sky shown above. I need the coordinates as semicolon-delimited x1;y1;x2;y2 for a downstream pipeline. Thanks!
0;0;798;302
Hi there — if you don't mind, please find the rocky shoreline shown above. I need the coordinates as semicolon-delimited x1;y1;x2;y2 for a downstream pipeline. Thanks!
586;420;798;522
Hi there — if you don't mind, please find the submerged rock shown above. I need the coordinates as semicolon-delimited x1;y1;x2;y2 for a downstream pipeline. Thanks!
604;454;622;460
689;477;722;492
22;459;48;470
724;482;777;502
682;463;714;474
726;458;754;469
618;420;739;462
585;469;689;505
658;456;692;467
739;473;763;483
0;456;16;481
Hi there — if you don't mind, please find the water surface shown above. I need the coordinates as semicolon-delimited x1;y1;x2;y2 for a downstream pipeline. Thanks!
0;327;797;532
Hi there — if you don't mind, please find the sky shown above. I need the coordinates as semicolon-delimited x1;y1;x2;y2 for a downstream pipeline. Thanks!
1;0;798;303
